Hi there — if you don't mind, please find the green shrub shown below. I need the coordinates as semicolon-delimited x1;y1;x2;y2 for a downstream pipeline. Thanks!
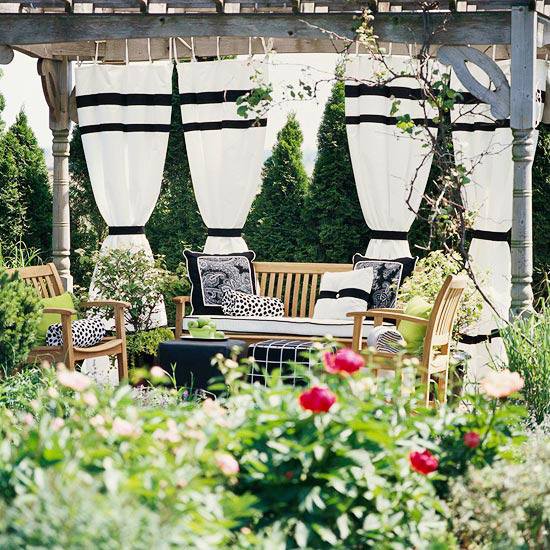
126;326;174;369
500;298;550;425
0;270;42;377
398;250;483;337
0;365;54;412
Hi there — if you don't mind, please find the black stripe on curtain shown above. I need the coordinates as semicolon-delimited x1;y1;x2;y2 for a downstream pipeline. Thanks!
454;90;546;105
452;120;510;132
180;90;253;104
76;93;173;107
345;114;439;128
181;119;268;132
345;84;424;100
80;123;172;135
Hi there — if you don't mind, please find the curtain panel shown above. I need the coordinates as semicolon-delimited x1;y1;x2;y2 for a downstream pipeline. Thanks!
75;62;173;327
345;55;437;259
451;59;548;378
176;59;268;254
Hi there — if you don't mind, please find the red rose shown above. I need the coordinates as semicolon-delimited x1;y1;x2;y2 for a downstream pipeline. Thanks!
299;386;336;413
323;348;365;375
409;449;439;475
463;431;481;449
284;471;294;480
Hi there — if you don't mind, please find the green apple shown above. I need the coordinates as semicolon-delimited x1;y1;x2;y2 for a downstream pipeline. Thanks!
187;320;199;329
214;331;225;339
207;321;217;329
197;317;211;328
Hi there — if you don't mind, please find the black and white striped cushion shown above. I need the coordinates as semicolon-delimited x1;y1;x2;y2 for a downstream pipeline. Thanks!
366;325;406;354
45;316;106;348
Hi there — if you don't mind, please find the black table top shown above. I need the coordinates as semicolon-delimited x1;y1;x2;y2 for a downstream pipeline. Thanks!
159;338;247;350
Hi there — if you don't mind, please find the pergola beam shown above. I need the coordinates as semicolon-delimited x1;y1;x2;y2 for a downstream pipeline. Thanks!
1;11;514;46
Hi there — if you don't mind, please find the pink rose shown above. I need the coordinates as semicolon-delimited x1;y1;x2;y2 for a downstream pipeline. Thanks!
57;369;92;392
215;452;239;476
480;369;524;398
299;386;336;413
409;449;439;475
150;366;169;379
323;348;365;375
112;417;141;438
463;431;481;449
51;417;65;431
82;392;98;407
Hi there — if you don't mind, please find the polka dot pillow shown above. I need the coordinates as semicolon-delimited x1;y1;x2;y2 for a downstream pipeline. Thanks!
45;316;106;348
222;289;284;317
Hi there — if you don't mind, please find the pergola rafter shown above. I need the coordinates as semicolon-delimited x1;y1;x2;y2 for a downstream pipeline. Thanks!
0;0;548;317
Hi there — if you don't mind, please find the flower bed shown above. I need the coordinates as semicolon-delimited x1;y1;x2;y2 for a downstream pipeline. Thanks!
0;347;541;548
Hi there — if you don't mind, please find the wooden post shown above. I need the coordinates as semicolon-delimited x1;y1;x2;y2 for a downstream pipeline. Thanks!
510;5;538;318
38;57;73;291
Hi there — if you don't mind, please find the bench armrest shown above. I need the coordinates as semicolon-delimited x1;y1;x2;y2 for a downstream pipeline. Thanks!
173;296;191;339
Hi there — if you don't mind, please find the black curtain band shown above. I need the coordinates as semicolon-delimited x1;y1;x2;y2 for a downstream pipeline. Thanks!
459;329;501;345
469;229;511;243
108;226;145;236
207;228;243;238
369;230;409;241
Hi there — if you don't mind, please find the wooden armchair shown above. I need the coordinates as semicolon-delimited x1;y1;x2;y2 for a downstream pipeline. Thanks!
348;275;467;406
12;263;130;381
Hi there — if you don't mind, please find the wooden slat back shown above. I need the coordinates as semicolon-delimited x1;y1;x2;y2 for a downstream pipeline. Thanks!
9;263;64;299
254;262;352;318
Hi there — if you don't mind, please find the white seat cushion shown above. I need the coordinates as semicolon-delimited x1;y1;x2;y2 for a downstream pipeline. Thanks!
184;315;379;339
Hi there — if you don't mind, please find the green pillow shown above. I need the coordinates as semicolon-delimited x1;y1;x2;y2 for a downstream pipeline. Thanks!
399;296;432;355
37;292;77;343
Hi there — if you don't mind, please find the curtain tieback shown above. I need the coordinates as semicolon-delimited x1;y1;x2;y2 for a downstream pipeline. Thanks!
108;226;145;236
459;329;501;345
369;230;408;241
207;228;243;237
468;229;511;243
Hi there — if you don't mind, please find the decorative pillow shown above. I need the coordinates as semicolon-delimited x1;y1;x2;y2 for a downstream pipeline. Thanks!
398;296;432;355
38;292;77;342
184;250;257;315
366;325;406;354
45;316;106;348
222;289;284;317
353;254;417;309
313;268;374;320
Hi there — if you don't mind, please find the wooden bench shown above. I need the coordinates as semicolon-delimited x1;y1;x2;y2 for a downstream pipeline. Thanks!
174;262;353;344
11;263;131;381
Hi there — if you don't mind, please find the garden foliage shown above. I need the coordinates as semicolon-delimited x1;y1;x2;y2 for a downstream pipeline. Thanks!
0;270;42;378
0;347;530;549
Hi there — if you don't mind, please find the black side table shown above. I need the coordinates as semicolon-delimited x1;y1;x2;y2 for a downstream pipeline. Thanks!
158;338;247;392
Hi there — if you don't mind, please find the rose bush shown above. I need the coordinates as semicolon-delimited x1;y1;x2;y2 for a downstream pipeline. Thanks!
0;350;530;548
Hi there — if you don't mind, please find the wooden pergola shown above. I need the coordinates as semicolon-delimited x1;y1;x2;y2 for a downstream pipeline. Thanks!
0;0;548;317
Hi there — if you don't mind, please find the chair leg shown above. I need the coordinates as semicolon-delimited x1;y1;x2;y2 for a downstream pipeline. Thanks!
437;369;449;405
117;348;128;383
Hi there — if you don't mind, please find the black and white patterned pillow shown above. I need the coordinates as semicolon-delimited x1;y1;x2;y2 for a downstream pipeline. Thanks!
222;289;284;317
366;325;406;353
45;316;106;348
353;254;417;309
184;250;257;315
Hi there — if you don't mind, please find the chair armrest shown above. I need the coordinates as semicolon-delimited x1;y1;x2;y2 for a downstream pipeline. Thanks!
173;296;191;339
172;296;191;305
43;307;77;316
347;311;429;325
81;300;131;309
367;308;404;314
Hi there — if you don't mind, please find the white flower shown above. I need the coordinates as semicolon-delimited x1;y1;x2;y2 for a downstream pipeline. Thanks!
90;414;105;428
215;452;239;476
51;417;65;431
112;417;141;438
150;366;169;379
82;392;98;407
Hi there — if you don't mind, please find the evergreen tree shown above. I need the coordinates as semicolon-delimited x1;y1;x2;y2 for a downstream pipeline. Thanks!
147;67;205;271
302;82;367;263
0;133;25;248
6;111;52;255
245;113;309;261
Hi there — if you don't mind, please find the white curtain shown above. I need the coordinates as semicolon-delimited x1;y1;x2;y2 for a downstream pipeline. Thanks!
75;62;173;327
177;59;268;254
451;59;548;379
345;55;437;259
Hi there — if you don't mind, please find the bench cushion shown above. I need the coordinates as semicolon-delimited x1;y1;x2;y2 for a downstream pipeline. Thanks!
185;315;378;339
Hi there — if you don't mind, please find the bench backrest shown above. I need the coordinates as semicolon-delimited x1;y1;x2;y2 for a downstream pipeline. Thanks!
254;262;352;318
9;263;64;299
